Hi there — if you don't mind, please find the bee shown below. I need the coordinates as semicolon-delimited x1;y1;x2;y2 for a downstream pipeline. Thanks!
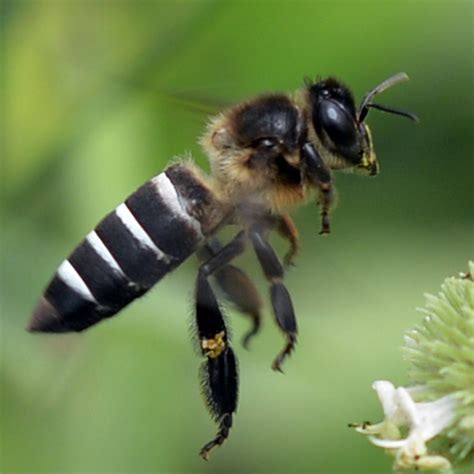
28;72;417;459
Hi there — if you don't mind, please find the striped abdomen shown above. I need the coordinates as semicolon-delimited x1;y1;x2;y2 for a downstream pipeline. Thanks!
28;164;226;333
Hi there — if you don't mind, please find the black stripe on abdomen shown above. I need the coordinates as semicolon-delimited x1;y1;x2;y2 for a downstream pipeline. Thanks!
125;176;202;260
95;211;171;289
68;238;139;310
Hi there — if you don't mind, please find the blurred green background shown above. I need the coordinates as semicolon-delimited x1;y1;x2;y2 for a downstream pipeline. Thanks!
1;1;472;473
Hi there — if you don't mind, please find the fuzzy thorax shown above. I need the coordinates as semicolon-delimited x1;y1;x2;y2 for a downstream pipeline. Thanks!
200;113;310;214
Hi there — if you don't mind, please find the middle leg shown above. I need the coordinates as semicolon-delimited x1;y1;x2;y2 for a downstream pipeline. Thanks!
197;238;263;348
249;227;298;372
274;213;300;268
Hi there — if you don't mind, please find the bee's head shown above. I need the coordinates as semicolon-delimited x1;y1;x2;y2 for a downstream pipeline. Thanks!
308;73;418;176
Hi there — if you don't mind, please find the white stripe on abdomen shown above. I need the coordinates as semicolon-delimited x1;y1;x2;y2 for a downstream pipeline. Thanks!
115;203;168;261
151;173;203;238
86;231;128;277
57;260;97;302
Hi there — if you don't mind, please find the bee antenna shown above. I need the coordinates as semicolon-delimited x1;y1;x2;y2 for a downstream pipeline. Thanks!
358;72;417;123
364;102;419;122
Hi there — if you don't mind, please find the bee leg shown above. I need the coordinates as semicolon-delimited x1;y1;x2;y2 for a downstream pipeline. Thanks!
275;214;300;268
316;183;335;235
195;232;245;459
198;239;263;349
301;142;335;235
215;264;262;349
198;354;237;460
249;228;297;373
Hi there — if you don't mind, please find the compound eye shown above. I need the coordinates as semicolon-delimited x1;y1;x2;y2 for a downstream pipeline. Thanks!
318;101;357;148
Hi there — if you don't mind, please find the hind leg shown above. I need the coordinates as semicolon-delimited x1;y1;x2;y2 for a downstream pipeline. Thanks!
194;232;246;459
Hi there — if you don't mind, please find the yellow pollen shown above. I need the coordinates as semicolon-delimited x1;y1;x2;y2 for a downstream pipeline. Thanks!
201;331;226;358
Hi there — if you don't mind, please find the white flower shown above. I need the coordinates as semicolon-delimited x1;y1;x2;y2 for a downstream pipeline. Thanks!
354;381;456;471
351;264;474;471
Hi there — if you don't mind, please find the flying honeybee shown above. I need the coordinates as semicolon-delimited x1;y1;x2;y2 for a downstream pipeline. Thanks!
28;72;417;459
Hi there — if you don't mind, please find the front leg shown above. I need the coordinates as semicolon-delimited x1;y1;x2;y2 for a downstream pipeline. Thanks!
249;227;297;372
301;142;335;234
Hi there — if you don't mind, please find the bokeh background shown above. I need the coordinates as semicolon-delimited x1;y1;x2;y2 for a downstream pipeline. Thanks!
1;1;472;473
